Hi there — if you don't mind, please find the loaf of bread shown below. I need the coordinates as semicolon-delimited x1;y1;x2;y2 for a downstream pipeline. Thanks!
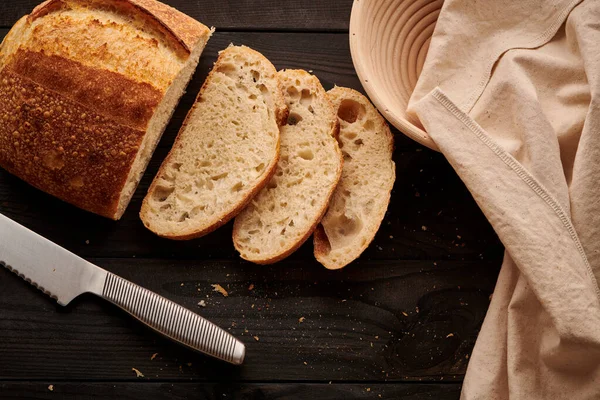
140;45;287;240
0;0;211;219
314;87;395;270
233;69;342;264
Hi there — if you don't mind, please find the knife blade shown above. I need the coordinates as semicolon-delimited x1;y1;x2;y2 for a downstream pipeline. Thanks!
0;213;245;365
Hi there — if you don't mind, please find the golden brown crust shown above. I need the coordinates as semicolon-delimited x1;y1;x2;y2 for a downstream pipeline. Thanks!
0;0;211;219
29;0;210;53
126;0;209;51
10;49;162;130
0;69;146;219
313;224;331;261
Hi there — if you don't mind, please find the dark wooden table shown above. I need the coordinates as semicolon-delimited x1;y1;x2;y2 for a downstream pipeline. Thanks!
0;1;504;398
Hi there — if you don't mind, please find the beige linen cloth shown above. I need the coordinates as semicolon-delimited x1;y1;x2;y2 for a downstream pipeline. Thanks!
406;0;600;398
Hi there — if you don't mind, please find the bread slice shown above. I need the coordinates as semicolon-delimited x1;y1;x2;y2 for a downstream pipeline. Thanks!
0;0;211;219
314;87;395;270
140;45;287;240
232;69;343;264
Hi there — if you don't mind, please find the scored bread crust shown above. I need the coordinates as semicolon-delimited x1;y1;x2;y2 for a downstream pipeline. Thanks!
140;45;288;240
232;69;342;264
29;0;205;52
314;86;396;270
0;0;211;219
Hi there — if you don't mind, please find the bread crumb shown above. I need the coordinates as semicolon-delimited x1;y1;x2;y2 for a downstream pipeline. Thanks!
366;388;371;392
253;336;260;341
198;300;206;307
132;367;144;378
402;311;408;317
180;283;184;286
303;361;308;365
212;284;229;297
248;284;255;291
421;225;427;231
150;353;158;360
446;333;454;338
299;317;305;323
85;240;89;245
48;385;54;392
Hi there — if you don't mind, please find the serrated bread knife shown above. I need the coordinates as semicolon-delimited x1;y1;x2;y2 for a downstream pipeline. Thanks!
0;213;245;365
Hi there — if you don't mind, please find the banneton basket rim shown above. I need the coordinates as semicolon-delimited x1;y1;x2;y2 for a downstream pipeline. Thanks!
349;0;441;151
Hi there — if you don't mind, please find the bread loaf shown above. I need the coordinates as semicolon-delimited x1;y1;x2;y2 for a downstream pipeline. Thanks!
0;0;211;219
314;87;395;270
233;69;342;264
140;45;287;240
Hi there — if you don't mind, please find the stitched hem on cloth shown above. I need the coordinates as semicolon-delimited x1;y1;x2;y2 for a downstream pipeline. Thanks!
431;87;600;302
463;0;585;113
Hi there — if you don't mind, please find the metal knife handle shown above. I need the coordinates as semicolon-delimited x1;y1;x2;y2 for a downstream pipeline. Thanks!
101;273;245;365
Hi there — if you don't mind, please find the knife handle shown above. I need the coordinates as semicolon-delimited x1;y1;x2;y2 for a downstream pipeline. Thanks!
100;273;245;365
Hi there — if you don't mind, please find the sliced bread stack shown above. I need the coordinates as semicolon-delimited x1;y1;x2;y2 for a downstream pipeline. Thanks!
141;50;395;268
233;69;343;264
140;45;287;239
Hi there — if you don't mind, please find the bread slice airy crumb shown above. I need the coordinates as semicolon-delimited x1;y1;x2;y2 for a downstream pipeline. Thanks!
314;87;395;270
140;45;287;239
233;69;342;264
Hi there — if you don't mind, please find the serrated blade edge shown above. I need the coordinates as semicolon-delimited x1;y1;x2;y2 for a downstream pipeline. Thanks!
0;213;107;305
0;259;59;301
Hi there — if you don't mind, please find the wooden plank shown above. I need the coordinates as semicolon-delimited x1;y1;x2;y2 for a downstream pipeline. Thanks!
0;29;504;261
0;148;502;261
0;258;499;381
0;382;462;400
0;0;353;31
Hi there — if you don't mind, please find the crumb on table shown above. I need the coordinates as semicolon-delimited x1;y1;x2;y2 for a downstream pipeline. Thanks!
212;284;229;297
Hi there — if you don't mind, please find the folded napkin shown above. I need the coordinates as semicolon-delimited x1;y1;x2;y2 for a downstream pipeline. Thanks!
407;0;600;398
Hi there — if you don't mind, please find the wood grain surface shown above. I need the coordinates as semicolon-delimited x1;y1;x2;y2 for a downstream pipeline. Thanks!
0;383;462;400
0;0;352;30
0;3;503;399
